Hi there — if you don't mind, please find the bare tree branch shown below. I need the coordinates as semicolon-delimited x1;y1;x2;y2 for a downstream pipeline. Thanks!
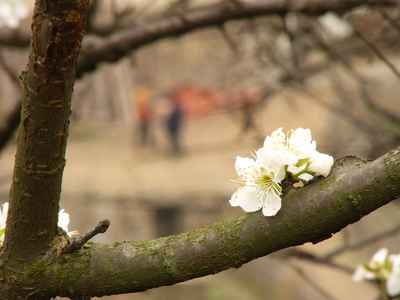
75;0;399;78
325;223;400;259
288;263;339;300
6;149;398;298
3;0;89;272
1;0;399;153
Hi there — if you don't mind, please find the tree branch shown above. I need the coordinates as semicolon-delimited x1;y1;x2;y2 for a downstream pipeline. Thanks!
62;219;110;255
31;149;400;298
75;0;399;78
0;0;398;152
3;0;89;271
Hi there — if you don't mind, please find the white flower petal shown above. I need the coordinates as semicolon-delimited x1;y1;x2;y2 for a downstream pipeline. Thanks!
58;209;78;237
58;209;70;232
387;254;400;296
308;151;334;177
289;128;316;158
371;248;388;267
232;186;263;212
0;202;8;244
263;127;285;150
262;190;282;216
387;276;400;296
235;156;256;179
352;265;376;281
256;148;296;181
262;127;317;163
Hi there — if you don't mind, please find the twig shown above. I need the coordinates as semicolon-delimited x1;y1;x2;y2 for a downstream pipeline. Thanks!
377;5;400;36
280;248;354;274
355;29;400;80
325;223;400;259
217;24;238;53
63;219;110;255
289;263;339;300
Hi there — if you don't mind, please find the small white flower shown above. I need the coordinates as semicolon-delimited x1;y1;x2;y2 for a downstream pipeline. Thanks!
352;248;389;281
0;202;9;244
263;127;316;161
307;151;334;177
58;209;78;237
353;248;400;297
0;203;77;244
387;254;400;296
0;0;29;28
318;12;352;40
229;127;334;216
229;150;289;216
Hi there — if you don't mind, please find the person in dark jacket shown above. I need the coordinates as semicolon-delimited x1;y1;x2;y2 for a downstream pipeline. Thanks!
166;93;183;156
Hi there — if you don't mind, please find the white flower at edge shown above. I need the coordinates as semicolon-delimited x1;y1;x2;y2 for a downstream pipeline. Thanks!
58;209;79;237
0;202;9;244
307;151;334;177
0;203;77;245
263;127;316;161
229;149;296;216
352;248;400;297
353;248;389;282
387;254;400;296
318;12;352;40
0;0;29;28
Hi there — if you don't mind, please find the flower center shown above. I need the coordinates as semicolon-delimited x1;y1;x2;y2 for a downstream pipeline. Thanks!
253;172;282;200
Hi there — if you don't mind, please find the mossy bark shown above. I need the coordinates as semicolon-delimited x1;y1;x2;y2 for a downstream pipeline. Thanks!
0;0;88;299
4;148;400;298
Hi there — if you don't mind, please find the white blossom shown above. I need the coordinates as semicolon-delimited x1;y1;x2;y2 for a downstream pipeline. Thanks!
387;254;400;296
318;12;352;40
307;151;334;177
58;209;78;237
263;127;333;183
229;149;294;216
353;248;389;281
229;127;334;216
0;0;29;28
263;127;316;161
353;248;400;297
0;203;77;246
0;202;8;244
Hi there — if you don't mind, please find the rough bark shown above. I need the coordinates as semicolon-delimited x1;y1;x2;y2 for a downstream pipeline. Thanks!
4;148;400;298
0;0;89;297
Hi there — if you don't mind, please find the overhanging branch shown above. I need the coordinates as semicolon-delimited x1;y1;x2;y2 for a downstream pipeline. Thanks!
0;0;398;152
75;0;399;78
42;148;400;298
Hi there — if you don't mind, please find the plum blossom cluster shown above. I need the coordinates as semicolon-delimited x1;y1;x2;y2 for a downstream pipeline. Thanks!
0;0;29;28
0;202;78;246
353;248;400;297
229;128;334;217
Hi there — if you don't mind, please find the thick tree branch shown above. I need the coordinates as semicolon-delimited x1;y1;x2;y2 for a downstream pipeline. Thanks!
3;0;89;270
29;148;400;298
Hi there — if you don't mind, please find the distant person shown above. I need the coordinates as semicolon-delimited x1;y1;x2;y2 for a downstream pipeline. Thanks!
165;93;183;156
133;85;154;147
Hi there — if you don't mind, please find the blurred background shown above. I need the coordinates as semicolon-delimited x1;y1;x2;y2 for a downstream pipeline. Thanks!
1;0;400;299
